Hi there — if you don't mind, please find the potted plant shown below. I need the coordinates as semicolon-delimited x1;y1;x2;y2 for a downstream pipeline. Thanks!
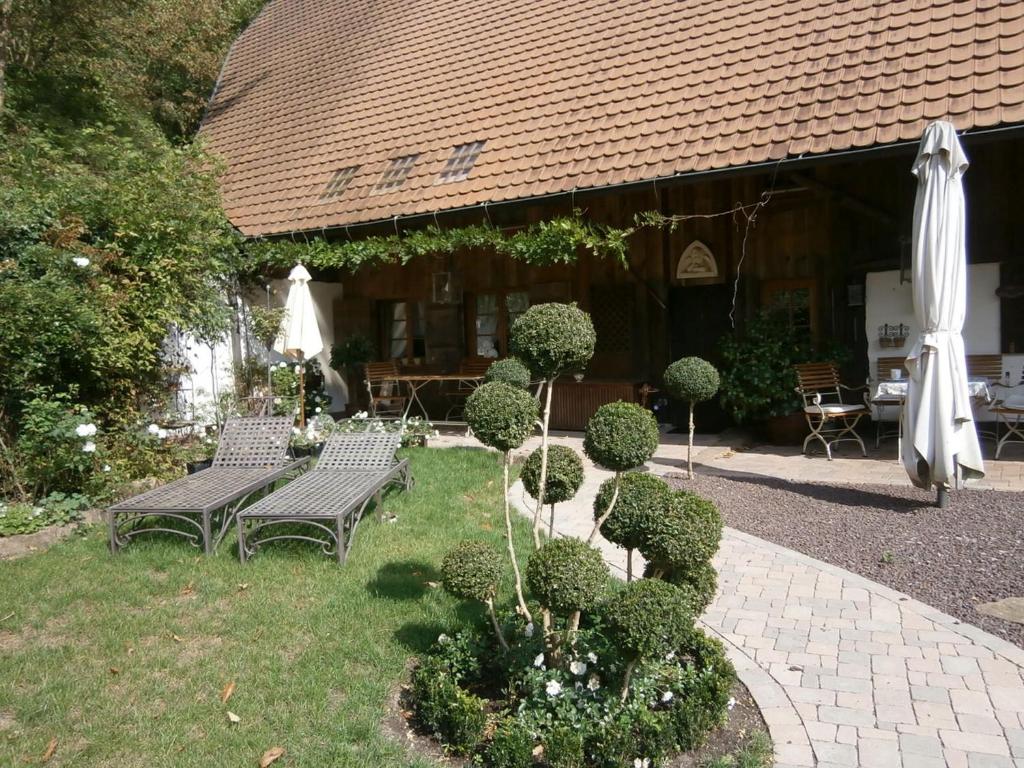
330;335;375;414
718;310;814;444
185;435;217;474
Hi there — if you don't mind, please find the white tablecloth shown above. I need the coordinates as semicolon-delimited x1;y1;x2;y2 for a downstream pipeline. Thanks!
872;378;992;403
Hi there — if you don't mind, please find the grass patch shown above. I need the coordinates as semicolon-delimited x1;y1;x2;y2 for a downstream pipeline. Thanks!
0;447;529;767
701;730;773;768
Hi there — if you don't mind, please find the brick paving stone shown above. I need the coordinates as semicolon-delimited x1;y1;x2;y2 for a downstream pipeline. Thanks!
493;432;1024;768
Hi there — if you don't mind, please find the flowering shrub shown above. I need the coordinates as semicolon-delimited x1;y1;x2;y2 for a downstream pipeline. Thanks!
0;492;90;537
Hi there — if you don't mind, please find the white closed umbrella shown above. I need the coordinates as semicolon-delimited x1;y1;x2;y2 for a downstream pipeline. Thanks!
274;264;323;426
901;121;984;505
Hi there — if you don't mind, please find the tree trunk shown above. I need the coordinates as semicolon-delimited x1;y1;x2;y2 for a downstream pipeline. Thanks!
688;400;695;479
531;378;555;550
0;2;10;116
486;598;510;652
626;549;633;582
620;658;637;701
588;471;621;544
503;453;532;624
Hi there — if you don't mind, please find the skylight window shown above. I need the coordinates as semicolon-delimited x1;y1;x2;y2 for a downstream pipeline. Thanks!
439;141;486;182
321;165;359;199
376;154;419;191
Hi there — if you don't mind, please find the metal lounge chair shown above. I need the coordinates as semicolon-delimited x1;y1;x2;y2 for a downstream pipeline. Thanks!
794;362;870;460
107;416;307;555
236;431;412;564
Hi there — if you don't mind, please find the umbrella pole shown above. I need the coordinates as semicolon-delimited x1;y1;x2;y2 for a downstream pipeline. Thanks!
299;361;306;428
936;484;949;508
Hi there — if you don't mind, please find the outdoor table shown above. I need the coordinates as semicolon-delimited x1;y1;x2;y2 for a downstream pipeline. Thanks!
392;374;485;425
871;377;993;403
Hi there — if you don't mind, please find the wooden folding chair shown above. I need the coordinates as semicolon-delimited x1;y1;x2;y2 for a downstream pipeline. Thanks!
870;356;908;451
444;357;491;420
365;361;407;417
794;363;870;460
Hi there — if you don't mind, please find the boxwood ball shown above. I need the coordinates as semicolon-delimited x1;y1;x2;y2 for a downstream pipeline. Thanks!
526;537;609;615
594;472;673;551
483;357;532;390
605;578;695;659
509;303;596;379
583;401;659;471
664;356;720;403
639;490;723;573
440;540;504;603
521;445;584;505
465;381;538;452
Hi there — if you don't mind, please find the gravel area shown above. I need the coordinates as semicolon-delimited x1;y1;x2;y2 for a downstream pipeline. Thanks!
670;472;1024;648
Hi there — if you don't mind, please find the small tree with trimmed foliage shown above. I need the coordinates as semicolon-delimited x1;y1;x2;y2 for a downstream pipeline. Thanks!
640;490;723;586
605;578;696;699
484;357;532;390
663;357;720;478
510;303;596;549
521;444;584;538
464;381;538;622
442;540;509;650
594;471;672;582
583;401;660;544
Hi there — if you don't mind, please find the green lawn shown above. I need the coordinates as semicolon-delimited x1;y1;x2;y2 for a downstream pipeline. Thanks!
0;447;527;768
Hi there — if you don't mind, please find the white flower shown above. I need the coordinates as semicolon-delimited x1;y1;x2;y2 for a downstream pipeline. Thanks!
147;423;160;435
634;759;650;768
545;680;562;697
102;464;111;472
82;441;96;453
278;362;287;369
437;634;450;644
524;622;534;638
72;256;90;267
665;651;676;662
587;674;600;691
292;427;301;435
587;652;597;664
727;696;736;711
569;660;587;676
157;429;168;440
661;691;674;703
315;407;322;413
533;653;545;668
293;365;301;373
75;423;97;437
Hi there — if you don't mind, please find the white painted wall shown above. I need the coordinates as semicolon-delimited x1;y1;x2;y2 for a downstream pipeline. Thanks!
865;264;1021;422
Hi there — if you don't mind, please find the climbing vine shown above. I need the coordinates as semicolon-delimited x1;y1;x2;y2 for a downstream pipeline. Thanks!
243;215;635;274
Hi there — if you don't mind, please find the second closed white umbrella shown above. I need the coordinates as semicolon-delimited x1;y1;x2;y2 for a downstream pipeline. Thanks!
273;264;323;426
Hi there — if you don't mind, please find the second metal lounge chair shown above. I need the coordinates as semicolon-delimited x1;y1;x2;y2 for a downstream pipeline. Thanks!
236;431;412;564
108;416;307;555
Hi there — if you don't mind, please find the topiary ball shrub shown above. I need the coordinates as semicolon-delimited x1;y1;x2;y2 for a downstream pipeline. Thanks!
484;357;532;390
594;472;672;551
526;537;609;615
465;381;538;452
487;719;535;768
410;656;488;755
441;540;503;603
646;560;719;615
509;303;596;379
583;401;660;471
669;632;735;751
521;444;585;505
605;578;695;660
663;356;720;403
640;490;723;574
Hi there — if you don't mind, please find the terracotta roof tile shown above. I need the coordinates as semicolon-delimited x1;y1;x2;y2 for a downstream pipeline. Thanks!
202;0;1024;236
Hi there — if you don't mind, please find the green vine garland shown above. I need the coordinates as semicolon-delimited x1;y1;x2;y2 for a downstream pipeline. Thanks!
241;199;769;276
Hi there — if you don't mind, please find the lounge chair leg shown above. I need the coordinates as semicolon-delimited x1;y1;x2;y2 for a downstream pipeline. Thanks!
109;510;119;554
202;513;214;556
238;520;248;563
336;515;346;565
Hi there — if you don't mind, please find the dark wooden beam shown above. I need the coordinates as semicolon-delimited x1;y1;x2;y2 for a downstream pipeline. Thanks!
787;172;896;228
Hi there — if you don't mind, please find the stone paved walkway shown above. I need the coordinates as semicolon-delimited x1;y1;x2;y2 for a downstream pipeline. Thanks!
432;431;1024;768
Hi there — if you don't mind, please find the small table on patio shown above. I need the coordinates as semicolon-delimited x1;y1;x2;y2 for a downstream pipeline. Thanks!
870;377;995;452
392;374;485;425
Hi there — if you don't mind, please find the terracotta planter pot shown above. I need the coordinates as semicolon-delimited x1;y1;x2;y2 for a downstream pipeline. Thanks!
757;412;806;446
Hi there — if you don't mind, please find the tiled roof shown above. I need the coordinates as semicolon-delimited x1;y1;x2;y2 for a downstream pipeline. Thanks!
202;0;1024;237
